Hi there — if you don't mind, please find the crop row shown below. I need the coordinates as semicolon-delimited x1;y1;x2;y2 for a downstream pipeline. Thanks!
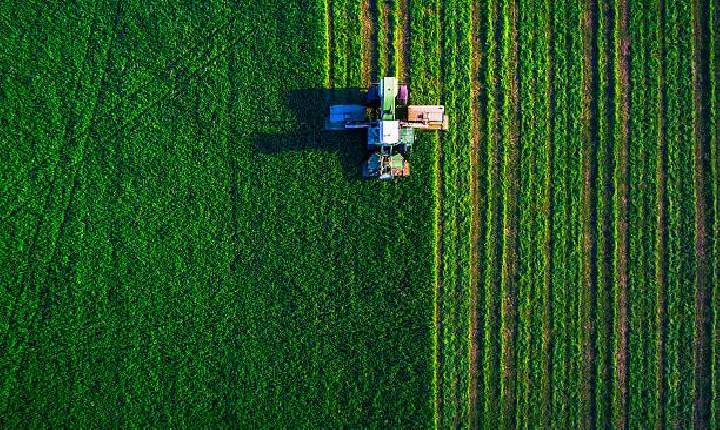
479;0;504;427
516;0;553;427
628;0;659;426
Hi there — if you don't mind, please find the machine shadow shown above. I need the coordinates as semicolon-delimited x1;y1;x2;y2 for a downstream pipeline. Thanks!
253;88;369;180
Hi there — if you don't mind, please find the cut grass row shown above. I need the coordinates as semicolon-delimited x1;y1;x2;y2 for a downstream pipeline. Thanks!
629;0;659;426
407;0;443;426
437;0;473;426
518;0;553;427
665;1;696;427
435;0;717;427
480;0;504;427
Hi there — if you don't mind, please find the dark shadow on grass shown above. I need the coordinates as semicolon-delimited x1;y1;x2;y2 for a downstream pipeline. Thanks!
253;88;370;180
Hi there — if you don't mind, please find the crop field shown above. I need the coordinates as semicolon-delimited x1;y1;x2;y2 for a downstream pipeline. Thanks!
0;0;718;428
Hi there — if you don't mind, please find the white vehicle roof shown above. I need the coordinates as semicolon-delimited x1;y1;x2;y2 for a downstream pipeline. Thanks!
381;121;399;144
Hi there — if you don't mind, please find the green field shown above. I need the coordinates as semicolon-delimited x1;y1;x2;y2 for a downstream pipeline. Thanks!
1;0;718;428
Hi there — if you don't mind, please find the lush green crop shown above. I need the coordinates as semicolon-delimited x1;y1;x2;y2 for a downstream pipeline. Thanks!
1;0;435;427
2;0;717;427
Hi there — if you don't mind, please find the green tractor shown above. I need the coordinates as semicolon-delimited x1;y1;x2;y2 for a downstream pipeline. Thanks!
325;77;448;180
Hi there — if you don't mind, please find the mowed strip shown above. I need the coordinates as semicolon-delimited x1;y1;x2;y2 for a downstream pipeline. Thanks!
499;0;520;428
406;0;443;426
467;0;488;426
480;0;505;426
438;0;473;425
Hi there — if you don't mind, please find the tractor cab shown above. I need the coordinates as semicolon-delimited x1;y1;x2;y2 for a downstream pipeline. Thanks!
325;76;447;179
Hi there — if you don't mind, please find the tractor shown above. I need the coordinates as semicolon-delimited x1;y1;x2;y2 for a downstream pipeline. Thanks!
325;77;448;180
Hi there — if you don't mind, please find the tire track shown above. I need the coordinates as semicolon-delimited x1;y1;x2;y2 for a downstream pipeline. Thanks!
0;1;115;413
6;0;117;332
4;10;243;222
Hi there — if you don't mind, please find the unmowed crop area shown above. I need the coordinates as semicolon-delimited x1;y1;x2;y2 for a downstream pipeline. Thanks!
1;0;718;428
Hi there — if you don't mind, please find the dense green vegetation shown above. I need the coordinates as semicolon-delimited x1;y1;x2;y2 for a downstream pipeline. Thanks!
2;0;718;428
1;0;434;427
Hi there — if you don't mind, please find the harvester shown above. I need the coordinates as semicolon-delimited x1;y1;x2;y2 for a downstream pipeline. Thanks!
325;77;448;180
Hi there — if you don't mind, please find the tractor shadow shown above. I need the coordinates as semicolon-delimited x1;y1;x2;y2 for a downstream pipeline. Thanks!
252;88;369;180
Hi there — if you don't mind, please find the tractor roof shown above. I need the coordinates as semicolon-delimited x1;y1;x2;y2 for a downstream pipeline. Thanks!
381;121;400;144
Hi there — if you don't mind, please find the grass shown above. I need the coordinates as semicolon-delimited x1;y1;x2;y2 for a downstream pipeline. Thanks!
1;1;434;427
1;0;718;427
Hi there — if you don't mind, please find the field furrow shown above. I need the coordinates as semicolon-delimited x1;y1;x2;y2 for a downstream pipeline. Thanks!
596;1;618;427
569;1;585;427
